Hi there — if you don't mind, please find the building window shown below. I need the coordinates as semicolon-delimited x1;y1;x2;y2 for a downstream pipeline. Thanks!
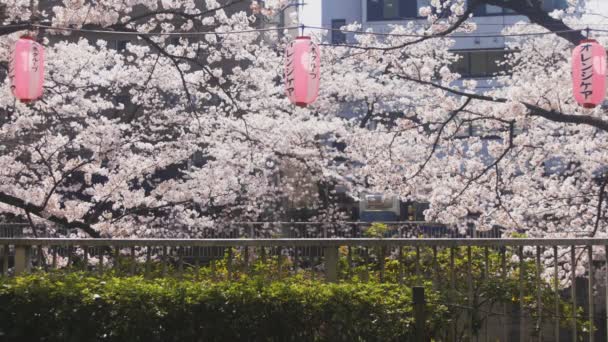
111;40;129;51
471;4;514;16
113;95;130;109
331;19;347;44
367;0;418;21
541;0;568;11
417;0;451;17
470;0;566;16
450;49;511;78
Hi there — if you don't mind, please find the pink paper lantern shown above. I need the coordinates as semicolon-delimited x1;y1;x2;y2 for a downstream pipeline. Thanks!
572;39;607;108
285;36;320;107
10;36;44;103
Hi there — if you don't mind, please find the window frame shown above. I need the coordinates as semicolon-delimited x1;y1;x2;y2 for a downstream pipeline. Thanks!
470;0;567;16
470;3;516;17
450;49;513;78
365;0;420;22
331;19;347;44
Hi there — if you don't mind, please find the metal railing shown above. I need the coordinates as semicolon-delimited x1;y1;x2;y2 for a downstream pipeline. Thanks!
0;220;547;239
0;223;25;237
1;237;608;342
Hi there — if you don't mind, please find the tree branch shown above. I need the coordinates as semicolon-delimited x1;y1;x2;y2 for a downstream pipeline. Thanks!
0;191;101;238
408;97;472;180
396;74;608;132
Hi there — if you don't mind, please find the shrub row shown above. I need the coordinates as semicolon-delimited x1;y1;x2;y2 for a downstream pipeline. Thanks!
0;273;447;342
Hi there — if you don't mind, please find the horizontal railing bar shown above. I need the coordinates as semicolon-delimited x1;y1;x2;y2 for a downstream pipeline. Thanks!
225;221;445;225
1;238;607;247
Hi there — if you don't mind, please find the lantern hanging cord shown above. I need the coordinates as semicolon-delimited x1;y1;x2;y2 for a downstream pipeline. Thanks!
26;23;591;39
30;0;40;39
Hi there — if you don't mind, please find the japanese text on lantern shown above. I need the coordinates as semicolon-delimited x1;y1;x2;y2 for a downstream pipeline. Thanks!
579;43;593;100
31;45;40;73
285;41;296;97
308;45;318;79
572;39;607;108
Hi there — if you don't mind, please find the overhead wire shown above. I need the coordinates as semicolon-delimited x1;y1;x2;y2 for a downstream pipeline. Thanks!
0;22;600;53
31;23;302;36
23;23;596;40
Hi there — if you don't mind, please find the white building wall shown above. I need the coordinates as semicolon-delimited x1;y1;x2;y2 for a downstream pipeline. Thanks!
299;0;323;36
297;0;601;49
321;0;362;28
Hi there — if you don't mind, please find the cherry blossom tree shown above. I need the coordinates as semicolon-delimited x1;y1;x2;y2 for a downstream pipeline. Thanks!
0;0;607;264
0;0;349;238
328;0;608;243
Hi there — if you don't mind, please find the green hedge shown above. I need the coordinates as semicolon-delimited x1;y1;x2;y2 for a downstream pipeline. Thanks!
0;273;447;342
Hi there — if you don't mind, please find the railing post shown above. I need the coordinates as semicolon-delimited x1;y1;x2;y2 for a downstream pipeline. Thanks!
177;247;184;278
293;245;298;275
130;246;136;276
14;245;31;275
536;246;543;342
1;244;8;276
413;286;426;342
571;245;577;342
502;246;508;342
277;246;283;277
37;245;44;270
449;247;456;342
226;247;233;280
66;245;72;267
467;246;474;342
415;246;421;284
194;247;200;280
605;245;608;342
114;246;120;273
554;245;560;342
432;246;439;291
324;245;339;283
243;244;249;270
379;245;385;283
52;246;57;269
161;246;167;277
82;245;88;271
98;247;103;275
519;245;526;342
588;245;594;342
145;246;151;278
398;246;404;285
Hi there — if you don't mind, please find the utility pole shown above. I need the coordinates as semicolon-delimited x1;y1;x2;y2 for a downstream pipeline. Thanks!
277;1;304;39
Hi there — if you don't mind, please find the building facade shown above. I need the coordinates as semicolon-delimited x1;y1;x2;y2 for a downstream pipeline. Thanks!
299;0;569;83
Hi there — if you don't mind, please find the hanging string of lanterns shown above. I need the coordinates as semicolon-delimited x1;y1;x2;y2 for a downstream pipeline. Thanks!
5;23;608;109
9;36;44;103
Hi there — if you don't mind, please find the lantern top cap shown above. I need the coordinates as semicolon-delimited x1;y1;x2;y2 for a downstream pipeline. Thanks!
19;35;35;40
295;36;311;40
580;38;598;44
